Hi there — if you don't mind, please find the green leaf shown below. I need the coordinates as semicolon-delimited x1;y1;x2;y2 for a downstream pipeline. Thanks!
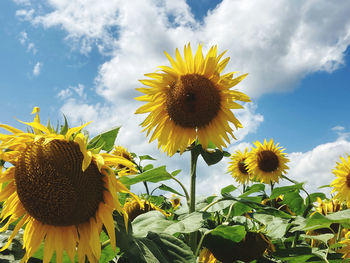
120;166;171;186
300;233;335;245
158;184;184;197
171;169;181;176
282;191;305;216
143;164;154;171
240;183;265;197
254;214;290;239
204;199;235;213
220;184;237;195
223;151;231;157
132;211;203;237
125;232;195;263
308;192;327;204
210;225;246;243
270;183;304;199
199;148;224;166
273;246;314;263
139;155;156;161
87;126;120;152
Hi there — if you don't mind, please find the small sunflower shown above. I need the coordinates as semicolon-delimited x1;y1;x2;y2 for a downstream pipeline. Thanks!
330;155;350;204
111;145;137;176
170;194;181;209
135;43;250;156
123;199;169;222
307;197;347;247
245;139;289;184
198;247;218;263
0;107;138;263
337;231;350;259
228;148;251;184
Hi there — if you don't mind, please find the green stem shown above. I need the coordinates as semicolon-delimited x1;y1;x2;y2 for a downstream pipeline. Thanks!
189;148;199;213
189;147;200;253
143;181;150;195
170;174;190;204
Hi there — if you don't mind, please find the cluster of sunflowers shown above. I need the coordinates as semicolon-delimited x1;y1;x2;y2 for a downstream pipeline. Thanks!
1;44;350;262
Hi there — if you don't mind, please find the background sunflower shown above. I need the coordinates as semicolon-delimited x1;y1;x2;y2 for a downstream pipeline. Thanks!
246;139;289;184
228;148;251;184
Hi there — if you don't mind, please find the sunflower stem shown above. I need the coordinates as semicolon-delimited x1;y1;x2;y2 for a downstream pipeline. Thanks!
143;181;150;195
170;174;190;203
189;146;200;253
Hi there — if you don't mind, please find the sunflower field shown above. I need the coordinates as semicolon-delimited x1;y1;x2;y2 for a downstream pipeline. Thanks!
1;44;350;263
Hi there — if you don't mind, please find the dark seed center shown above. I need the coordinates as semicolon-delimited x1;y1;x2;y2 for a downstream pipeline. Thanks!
346;174;350;188
166;74;221;128
238;160;248;174
257;150;279;173
15;139;105;226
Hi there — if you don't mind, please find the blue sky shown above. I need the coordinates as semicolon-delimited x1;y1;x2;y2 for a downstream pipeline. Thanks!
1;0;350;195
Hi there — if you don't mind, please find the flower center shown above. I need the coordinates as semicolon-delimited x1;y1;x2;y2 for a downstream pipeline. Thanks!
166;74;221;128
238;159;248;174
15;139;104;226
346;173;350;188
257;150;279;173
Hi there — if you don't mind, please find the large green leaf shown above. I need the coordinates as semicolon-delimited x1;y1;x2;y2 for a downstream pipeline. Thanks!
158;184;184;196
132;211;203;237
292;210;350;232
220;184;237;195
125;232;195;263
210;225;246;243
87;126;120;152
270;183;304;199
119;166;172;186
282;191;305;216
240;183;265;197
254;214;290;239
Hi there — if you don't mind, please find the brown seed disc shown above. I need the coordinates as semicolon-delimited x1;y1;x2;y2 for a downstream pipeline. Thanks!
166;74;221;128
346;173;350;188
15;139;105;226
238;160;248;174
257;150;279;173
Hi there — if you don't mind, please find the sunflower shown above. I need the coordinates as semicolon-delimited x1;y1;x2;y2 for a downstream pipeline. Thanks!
245;139;289;184
228;148;251;184
337;231;350;259
135;43;250;156
111;145;137;176
0;107;138;263
198;247;218;263
330;155;350;204
123;199;169;222
307;197;347;247
170;194;181;209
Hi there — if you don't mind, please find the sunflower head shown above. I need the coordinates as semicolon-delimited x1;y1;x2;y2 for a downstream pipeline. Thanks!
0;107;138;263
338;231;350;259
198;247;218;263
331;155;350;205
135;43;250;156
111;145;137;176
228;148;251;184
245;139;289;184
170;194;181;209
123;199;169;222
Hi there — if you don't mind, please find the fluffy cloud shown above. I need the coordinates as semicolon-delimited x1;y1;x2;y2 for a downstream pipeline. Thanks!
32;62;42;76
287;137;350;196
16;0;350;99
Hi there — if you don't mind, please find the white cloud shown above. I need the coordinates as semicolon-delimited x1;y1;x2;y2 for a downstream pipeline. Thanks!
57;84;86;100
32;62;42;76
18;31;37;54
287;138;350;196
